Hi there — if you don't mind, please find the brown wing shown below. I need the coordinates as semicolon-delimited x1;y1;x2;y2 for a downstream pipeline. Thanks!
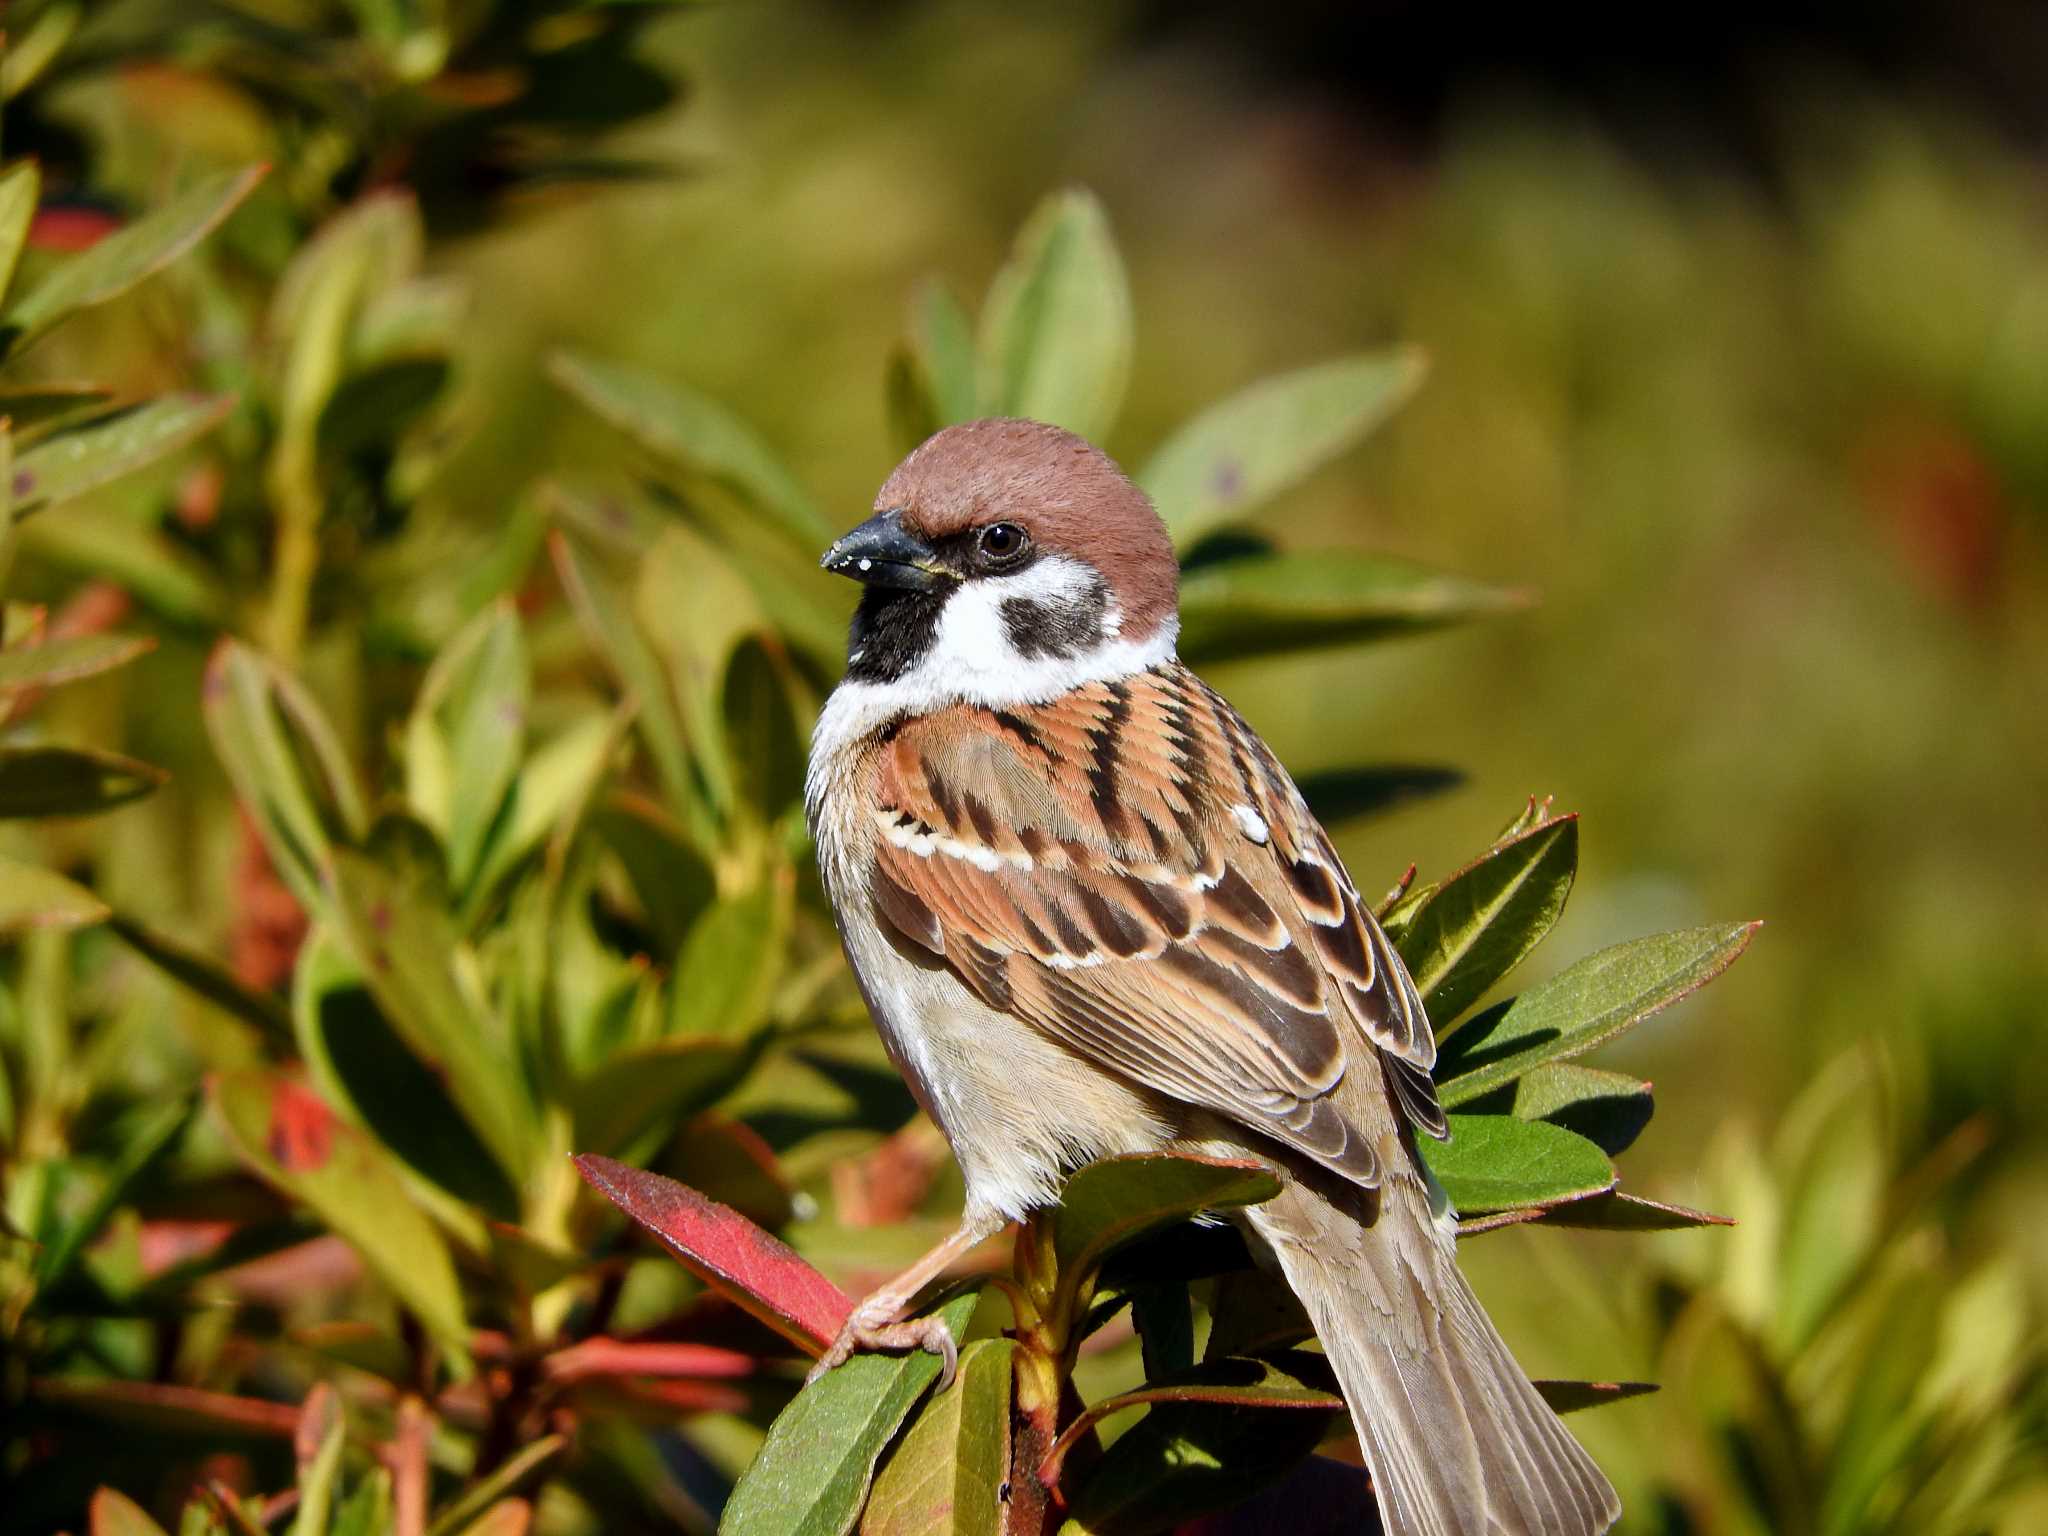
861;663;1445;1190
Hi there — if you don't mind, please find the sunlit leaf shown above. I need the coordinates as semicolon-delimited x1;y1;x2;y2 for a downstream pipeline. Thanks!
210;1070;471;1361
550;350;835;548
1176;550;1522;665
90;1488;172;1536
1394;813;1576;1027
1416;1113;1615;1213
978;188;1132;440
719;1289;981;1536
0;632;154;692
1436;922;1762;1106
407;602;528;892
2;164;266;350
0;160;41;305
293;1383;346;1536
573;1153;852;1353
670;883;788;1040
9;395;234;517
1140;348;1427;547
571;1035;762;1160
0;745;166;818
861;1337;1014;1536
0;854;109;934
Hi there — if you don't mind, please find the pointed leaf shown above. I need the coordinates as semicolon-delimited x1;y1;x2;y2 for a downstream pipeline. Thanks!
3;165;266;347
909;280;978;425
1176;550;1522;666
861;1337;1014;1536
0;384;113;429
92;1488;173;1536
1054;1152;1280;1282
292;1384;346;1536
1525;1189;1733;1233
466;711;619;909
1395;813;1577;1028
634;522;763;821
422;1437;563;1536
1437;922;1762;1106
978;188;1132;440
406;603;529;892
0;854;109;934
0;631;154;691
1140;348;1427;546
322;850;538;1186
573;1153;852;1352
720;1289;980;1536
36;1378;300;1440
0;160;40;304
1534;1379;1659;1414
549;351;834;548
0;744;165;817
209;1070;471;1360
1416;1113;1615;1214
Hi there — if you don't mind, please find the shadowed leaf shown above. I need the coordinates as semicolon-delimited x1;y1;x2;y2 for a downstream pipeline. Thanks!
571;1035;762;1159
0;632;153;692
861;1337;1014;1536
1394;813;1577;1026
109;910;293;1046
1294;764;1463;827
0;744;165;818
720;1289;980;1536
573;1153;852;1352
1535;1379;1660;1414
1053;1153;1281;1284
1416;1113;1615;1213
1511;1062;1654;1156
1437;922;1763;1106
90;1488;172;1536
1177;551;1522;666
1141;348;1427;547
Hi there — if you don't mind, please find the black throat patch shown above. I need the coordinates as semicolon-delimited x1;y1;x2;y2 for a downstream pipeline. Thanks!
845;583;953;683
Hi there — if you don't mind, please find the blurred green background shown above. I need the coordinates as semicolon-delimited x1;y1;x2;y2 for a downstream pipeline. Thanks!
4;1;2045;1531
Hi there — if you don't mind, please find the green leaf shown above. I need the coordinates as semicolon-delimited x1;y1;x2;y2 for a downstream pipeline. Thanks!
1535;1380;1659;1415
422;1437;565;1536
3;165;267;350
909;280;978;425
1416;1114;1615;1214
91;1489;173;1536
1176;550;1522;666
670;884;788;1040
292;1384;346;1536
407;602;529;892
210;1069;471;1362
34;1097;195;1289
323;850;539;1188
977;188;1132;440
1515;1190;1732;1232
203;641;367;911
635;522;764;824
571;1035;762;1159
18;505;227;626
0;385;114;430
549;350;835;549
0;160;41;306
0;745;166;818
1060;1354;1341;1536
1436;922;1762;1107
1393;813;1577;1027
722;637;809;823
465;711;619;912
1054;1153;1281;1285
719;1289;979;1536
9;395;235;517
0;854;109;934
0;632;154;692
1140;348;1428;547
861;1337;1014;1536
1510;1063;1654;1157
551;530;707;847
294;930;520;1221
591;794;716;954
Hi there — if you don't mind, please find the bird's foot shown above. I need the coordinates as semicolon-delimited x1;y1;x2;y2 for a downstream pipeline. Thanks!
806;1290;959;1388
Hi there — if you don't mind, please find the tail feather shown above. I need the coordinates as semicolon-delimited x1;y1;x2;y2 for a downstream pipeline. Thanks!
1245;1175;1620;1536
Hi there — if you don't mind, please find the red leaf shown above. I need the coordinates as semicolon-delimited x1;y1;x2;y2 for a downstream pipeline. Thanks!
543;1337;756;1384
573;1153;851;1354
265;1077;334;1172
33;1378;299;1438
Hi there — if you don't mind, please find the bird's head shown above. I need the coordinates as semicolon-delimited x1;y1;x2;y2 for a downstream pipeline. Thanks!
821;418;1178;708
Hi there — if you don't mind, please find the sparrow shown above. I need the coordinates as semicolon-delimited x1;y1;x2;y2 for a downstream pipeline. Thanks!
804;418;1620;1536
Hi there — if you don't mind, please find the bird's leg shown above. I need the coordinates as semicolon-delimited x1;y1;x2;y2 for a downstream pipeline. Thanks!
807;1210;1006;1386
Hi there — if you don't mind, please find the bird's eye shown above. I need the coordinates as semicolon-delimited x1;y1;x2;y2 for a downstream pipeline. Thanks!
977;523;1029;564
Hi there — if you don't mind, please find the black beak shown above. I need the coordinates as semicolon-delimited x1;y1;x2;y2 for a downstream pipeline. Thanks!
820;509;947;591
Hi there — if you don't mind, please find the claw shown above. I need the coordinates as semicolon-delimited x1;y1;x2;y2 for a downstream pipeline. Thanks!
806;1307;959;1388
